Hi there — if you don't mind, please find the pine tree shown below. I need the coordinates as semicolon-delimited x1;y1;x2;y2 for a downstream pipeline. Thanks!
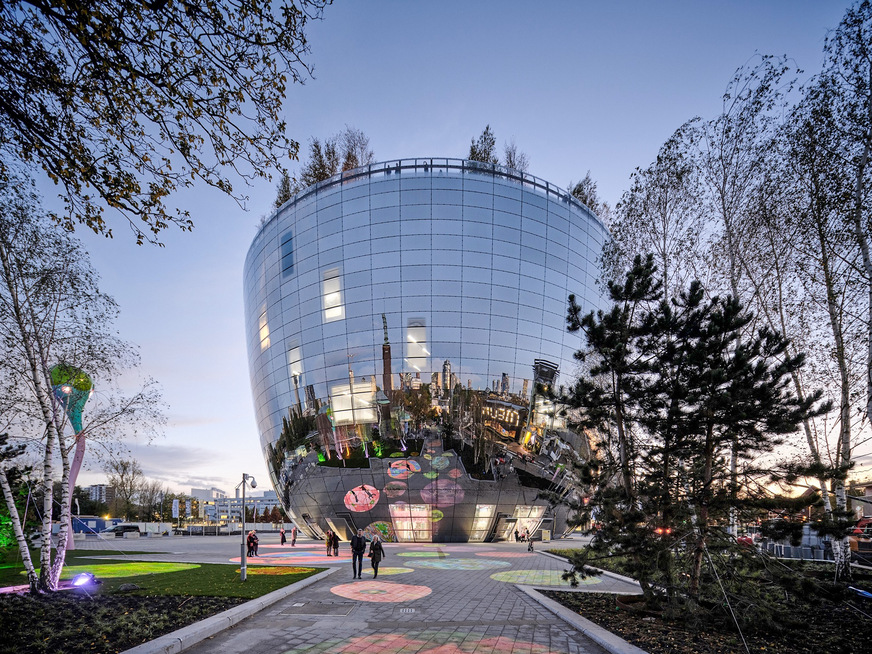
468;125;499;164
562;257;825;623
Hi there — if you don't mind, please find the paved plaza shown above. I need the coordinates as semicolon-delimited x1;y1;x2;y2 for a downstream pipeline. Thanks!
76;533;641;654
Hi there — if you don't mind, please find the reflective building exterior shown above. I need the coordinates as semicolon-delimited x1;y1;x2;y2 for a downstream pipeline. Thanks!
244;159;607;542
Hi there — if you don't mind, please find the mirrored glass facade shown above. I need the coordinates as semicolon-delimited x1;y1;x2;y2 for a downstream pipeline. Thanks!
244;159;607;542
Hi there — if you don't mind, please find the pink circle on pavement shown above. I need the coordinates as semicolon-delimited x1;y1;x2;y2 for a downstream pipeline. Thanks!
330;580;432;603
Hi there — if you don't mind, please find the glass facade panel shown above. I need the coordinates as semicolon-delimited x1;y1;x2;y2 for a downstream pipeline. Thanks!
245;158;608;543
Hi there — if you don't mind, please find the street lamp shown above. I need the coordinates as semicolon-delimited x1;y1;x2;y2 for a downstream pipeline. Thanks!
236;473;257;581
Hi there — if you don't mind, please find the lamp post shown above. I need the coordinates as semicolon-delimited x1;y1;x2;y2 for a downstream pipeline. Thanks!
236;473;257;581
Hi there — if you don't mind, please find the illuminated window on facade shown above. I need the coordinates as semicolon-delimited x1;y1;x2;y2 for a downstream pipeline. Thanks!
258;310;270;351
288;345;303;378
322;268;344;322
512;505;546;537
280;231;294;276
405;318;429;373
468;504;495;542
390;503;432;542
329;379;377;426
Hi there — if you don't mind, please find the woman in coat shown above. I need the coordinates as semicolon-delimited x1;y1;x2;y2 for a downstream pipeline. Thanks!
368;534;386;578
325;530;333;556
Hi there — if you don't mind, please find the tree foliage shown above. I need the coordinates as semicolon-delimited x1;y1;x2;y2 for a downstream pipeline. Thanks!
0;0;330;244
297;126;374;189
601;1;872;585
106;459;144;521
0;175;163;592
468;125;499;164
563;256;826;624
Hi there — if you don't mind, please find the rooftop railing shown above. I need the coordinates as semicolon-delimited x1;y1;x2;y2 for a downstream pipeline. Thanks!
278;158;606;232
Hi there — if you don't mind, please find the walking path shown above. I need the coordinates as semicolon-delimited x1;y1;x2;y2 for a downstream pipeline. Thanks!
84;534;641;654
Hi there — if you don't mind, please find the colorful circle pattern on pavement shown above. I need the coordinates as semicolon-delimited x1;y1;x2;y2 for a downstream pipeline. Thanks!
397;551;448;558
361;566;415;576
230;551;352;565
411;558;510;570
281;632;565;654
388;460;421;479
330;580;432;603
474;551;537;558
430;456;451;470
344;484;380;512
489;570;603;586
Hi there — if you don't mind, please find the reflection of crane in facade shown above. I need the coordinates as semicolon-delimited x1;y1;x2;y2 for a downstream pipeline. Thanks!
381;314;393;423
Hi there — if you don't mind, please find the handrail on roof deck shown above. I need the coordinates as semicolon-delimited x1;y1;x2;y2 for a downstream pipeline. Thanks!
276;158;605;231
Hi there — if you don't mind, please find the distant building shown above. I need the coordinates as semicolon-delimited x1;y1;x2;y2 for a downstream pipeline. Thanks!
190;487;227;501
200;490;283;524
86;484;115;504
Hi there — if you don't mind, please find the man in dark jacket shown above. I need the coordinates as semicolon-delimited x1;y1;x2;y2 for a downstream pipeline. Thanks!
350;529;367;579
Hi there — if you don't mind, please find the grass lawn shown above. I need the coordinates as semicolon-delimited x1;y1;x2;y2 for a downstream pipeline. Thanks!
0;548;323;654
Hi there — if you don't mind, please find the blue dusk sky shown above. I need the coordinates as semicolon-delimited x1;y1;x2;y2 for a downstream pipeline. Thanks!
67;1;866;495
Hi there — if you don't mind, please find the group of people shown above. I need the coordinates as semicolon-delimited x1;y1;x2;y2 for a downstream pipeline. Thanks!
246;530;259;556
311;527;387;578
324;529;340;556
279;526;298;546
351;529;385;578
514;528;531;542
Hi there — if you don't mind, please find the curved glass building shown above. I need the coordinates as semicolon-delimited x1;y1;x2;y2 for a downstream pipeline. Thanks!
244;158;607;542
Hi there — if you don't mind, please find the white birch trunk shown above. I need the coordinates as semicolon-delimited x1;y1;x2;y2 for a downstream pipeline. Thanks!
1;228;65;591
0;465;39;592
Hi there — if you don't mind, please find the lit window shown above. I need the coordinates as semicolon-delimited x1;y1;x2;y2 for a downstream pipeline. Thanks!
288;345;303;378
405;318;429;373
280;231;294;276
259;310;270;351
322;269;344;323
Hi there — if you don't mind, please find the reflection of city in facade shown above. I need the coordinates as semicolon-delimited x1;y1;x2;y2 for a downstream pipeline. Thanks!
244;159;607;542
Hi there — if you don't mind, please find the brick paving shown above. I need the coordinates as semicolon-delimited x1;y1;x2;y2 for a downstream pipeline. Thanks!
126;536;643;654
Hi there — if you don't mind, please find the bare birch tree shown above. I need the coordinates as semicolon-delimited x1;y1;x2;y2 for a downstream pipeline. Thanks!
0;176;162;592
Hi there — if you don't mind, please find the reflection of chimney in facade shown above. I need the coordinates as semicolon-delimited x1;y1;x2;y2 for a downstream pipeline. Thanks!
501;372;509;395
442;360;451;391
381;314;392;421
467;379;471;390
292;374;303;416
522;379;529;399
305;384;317;412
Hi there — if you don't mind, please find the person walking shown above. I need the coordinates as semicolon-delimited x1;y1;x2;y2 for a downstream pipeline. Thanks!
332;530;340;557
325;530;333;556
514;529;519;542
368;534;386;579
350;529;367;579
280;527;286;546
246;530;255;557
250;530;259;556
291;525;297;546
